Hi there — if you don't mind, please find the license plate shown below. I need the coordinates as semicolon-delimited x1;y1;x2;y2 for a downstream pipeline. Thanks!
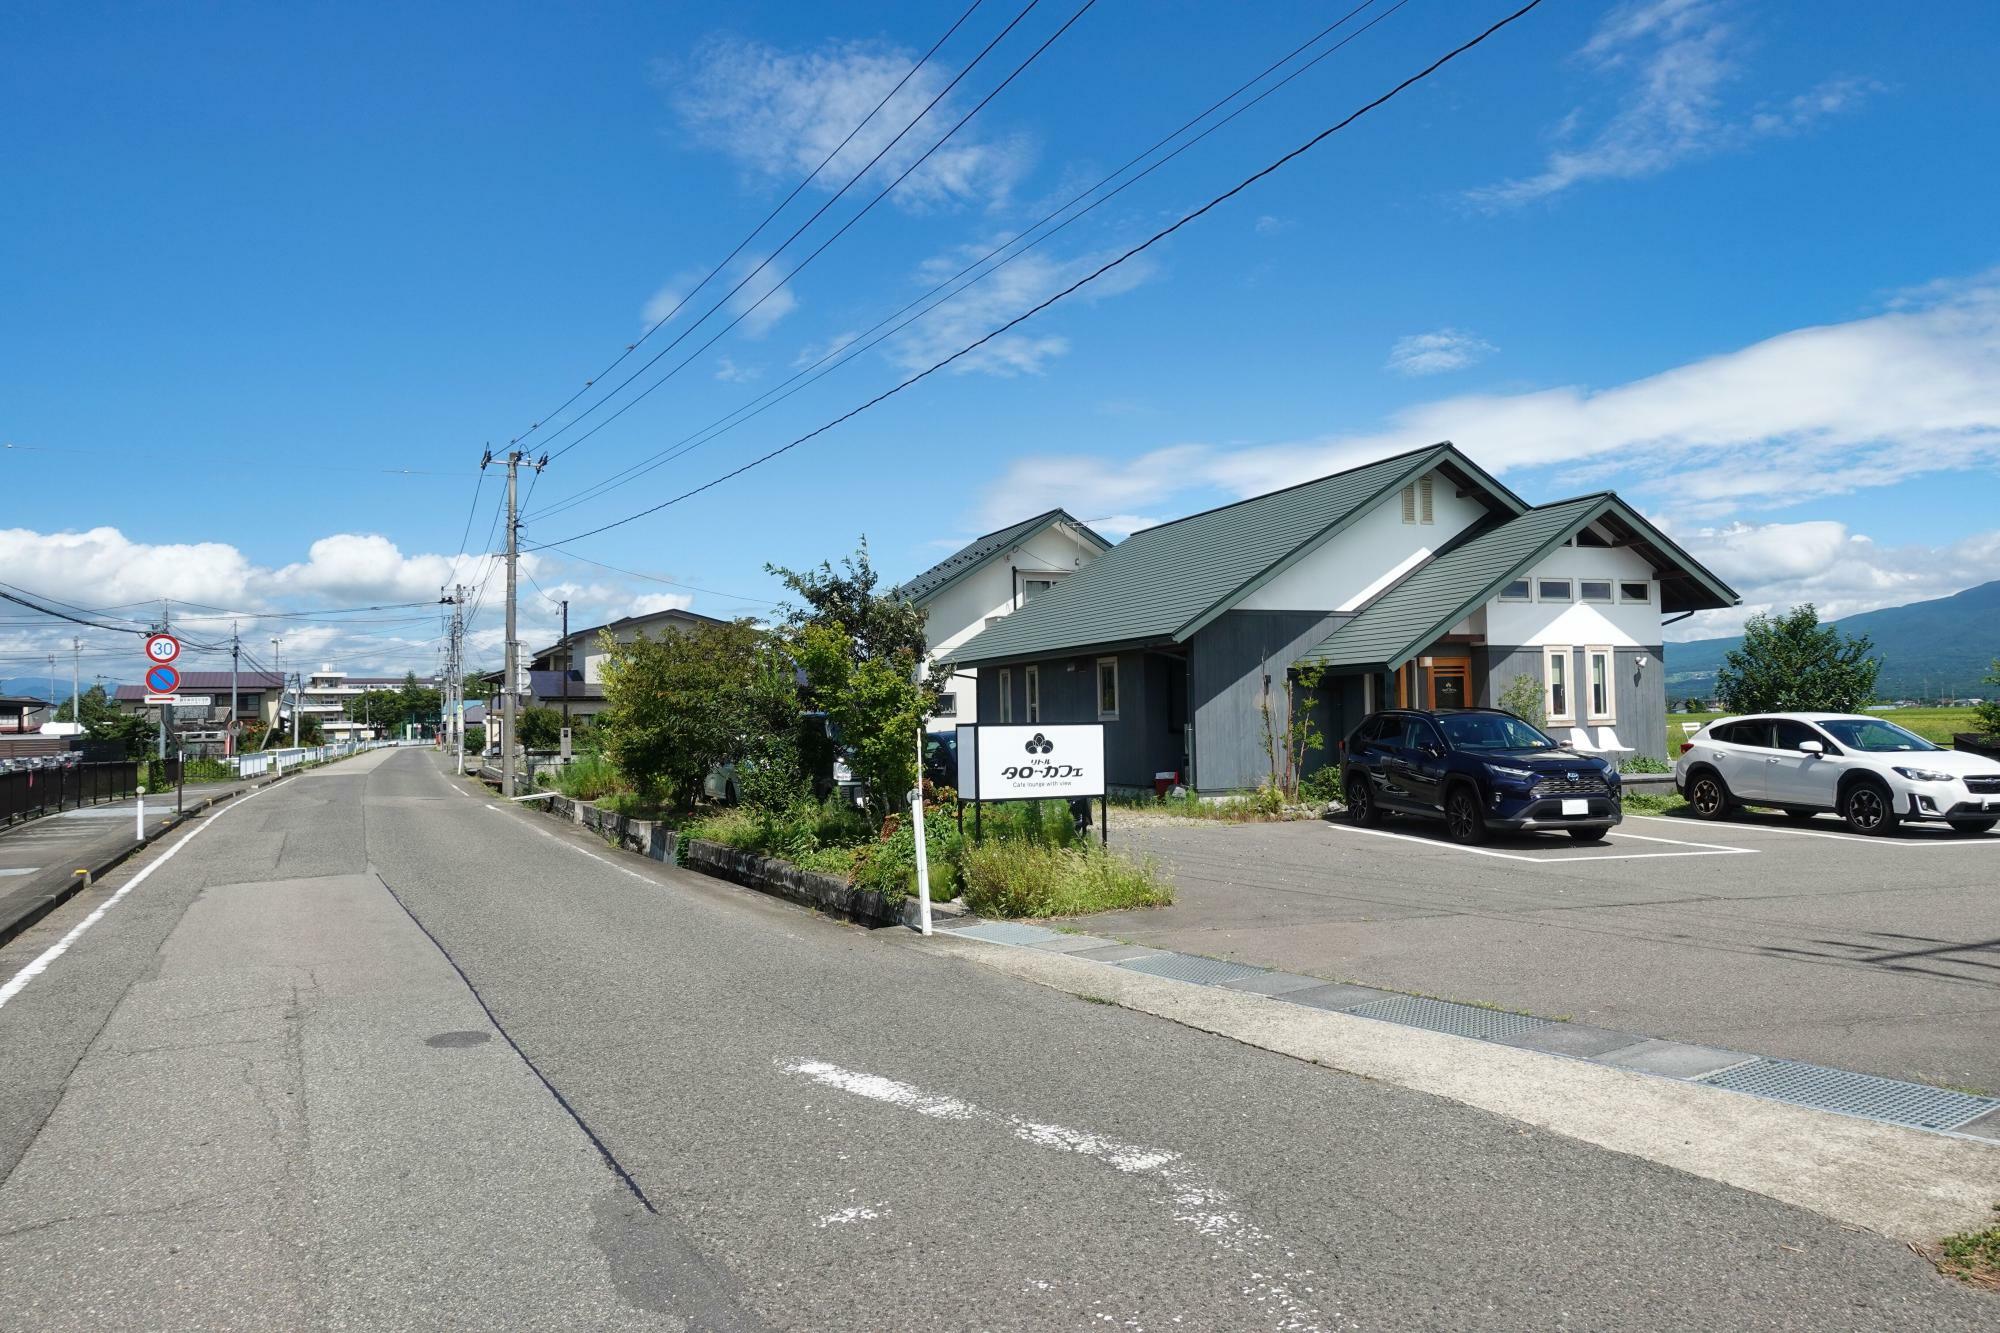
1561;798;1589;816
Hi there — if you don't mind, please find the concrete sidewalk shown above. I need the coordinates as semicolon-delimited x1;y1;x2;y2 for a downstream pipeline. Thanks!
0;782;249;947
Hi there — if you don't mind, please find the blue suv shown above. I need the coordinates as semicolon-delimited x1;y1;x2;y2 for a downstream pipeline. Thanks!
1340;708;1622;844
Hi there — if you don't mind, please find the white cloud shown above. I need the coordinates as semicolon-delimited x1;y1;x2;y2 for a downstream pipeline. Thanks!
976;269;2000;527
643;254;797;341
714;356;761;383
1253;214;1292;235
1469;0;1876;207
1386;329;1496;377
1669;521;2000;640
890;242;1159;377
662;35;1032;211
625;592;696;617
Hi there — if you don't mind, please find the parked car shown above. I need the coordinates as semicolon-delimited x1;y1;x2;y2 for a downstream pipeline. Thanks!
1675;713;2000;836
702;713;865;807
1340;707;1623;844
922;731;958;793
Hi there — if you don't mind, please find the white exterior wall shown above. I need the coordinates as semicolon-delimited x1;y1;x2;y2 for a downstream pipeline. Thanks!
1482;541;1661;648
1237;470;1490;612
920;524;1102;730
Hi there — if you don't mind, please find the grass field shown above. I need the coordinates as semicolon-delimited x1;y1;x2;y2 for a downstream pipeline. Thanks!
1665;707;1983;747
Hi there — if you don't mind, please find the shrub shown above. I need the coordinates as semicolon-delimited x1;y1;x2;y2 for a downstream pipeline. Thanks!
1619;754;1671;774
958;841;1172;918
546;753;622;801
1299;766;1344;804
1496;673;1546;732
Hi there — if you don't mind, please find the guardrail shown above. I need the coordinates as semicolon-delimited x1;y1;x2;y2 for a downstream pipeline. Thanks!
0;761;139;826
226;737;416;779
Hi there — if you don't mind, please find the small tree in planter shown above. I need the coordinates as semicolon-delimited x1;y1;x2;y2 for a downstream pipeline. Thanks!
1259;661;1327;803
1497;673;1546;732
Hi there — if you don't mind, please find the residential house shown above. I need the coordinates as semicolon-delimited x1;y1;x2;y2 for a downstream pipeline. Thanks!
949;442;1738;793
0;695;49;734
894;509;1111;731
482;605;730;750
115;672;284;747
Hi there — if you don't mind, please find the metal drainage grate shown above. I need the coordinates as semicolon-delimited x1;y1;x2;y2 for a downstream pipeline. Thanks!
947;921;1068;947
1346;996;1556;1042
1697;1058;2000;1131
1116;953;1269;987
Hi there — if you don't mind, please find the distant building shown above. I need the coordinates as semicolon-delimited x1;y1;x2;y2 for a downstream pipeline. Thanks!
481;606;729;751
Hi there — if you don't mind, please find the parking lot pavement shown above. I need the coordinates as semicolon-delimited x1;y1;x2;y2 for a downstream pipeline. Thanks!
0;788;237;943
1093;810;2000;1094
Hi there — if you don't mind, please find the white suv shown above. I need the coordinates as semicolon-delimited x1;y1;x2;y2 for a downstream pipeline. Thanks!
1676;713;2000;836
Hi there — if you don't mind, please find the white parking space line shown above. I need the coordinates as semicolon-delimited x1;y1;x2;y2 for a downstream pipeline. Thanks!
1624;813;2000;848
1319;820;1757;862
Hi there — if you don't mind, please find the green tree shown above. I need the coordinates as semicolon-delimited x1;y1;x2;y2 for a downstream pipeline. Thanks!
1497;673;1546;732
769;540;941;819
597;619;765;810
1679;696;1707;713
1976;659;2000;739
1261;662;1327;802
735;642;815;810
1714;605;1880;713
516;705;563;750
55;683;156;758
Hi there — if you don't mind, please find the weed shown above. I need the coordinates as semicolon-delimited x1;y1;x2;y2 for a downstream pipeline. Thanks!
1929;1206;2000;1290
959;840;1172;918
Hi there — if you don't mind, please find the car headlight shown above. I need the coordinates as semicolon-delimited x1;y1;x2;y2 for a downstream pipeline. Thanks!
1892;766;1956;783
1487;764;1536;781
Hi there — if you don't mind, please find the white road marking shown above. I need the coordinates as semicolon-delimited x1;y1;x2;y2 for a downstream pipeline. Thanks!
479;802;660;884
0;787;267;1011
780;1058;1334;1332
1319;820;1755;862
1624;813;2000;848
815;1205;882;1228
0;868;39;878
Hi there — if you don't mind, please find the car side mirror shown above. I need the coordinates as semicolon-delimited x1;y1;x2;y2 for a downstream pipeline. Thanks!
1798;740;1824;754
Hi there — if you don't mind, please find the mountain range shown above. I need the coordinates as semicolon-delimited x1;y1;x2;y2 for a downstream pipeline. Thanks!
1664;579;2000;701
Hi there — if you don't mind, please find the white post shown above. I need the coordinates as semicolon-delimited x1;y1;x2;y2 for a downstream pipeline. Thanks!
911;727;932;936
135;786;145;841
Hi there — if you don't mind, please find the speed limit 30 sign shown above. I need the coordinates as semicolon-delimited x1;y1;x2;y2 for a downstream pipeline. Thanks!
145;633;181;665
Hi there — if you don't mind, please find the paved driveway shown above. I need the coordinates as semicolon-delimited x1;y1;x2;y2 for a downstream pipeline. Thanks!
1094;809;2000;1093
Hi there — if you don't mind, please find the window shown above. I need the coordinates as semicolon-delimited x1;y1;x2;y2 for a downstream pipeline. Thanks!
1586;647;1614;722
1538;579;1573;602
1025;665;1041;723
1773;719;1828;753
1499;578;1532;601
1020;575;1059;604
1543;646;1572;723
1400;483;1417;524
1580;580;1613;603
997;669;1013;723
1096;657;1119;720
934;692;957;718
1619;581;1650;603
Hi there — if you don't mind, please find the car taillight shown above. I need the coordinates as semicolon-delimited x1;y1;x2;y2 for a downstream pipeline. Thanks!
1678;742;1692;755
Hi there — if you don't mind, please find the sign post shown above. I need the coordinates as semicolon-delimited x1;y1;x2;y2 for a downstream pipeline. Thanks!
911;729;933;937
956;722;1109;848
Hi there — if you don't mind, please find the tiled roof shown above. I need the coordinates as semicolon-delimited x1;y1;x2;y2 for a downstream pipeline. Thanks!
894;509;1111;606
948;444;1523;666
115;672;283;699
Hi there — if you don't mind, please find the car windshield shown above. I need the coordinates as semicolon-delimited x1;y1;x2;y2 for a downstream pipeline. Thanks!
1817;718;1940;752
1436;712;1556;751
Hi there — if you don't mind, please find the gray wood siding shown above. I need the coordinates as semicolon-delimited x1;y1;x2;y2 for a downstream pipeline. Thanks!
1481;645;1668;762
974;650;1178;791
1188;611;1348;792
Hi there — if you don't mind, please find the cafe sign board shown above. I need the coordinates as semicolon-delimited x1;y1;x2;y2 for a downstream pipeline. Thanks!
957;723;1105;802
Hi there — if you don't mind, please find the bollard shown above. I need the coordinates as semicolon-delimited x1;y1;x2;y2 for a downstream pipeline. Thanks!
74;868;90;889
135;786;146;842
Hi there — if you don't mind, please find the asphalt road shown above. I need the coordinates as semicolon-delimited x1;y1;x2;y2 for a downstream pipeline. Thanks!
1100;809;2000;1093
0;748;1991;1330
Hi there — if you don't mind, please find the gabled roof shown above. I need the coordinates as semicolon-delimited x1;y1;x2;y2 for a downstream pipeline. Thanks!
532;605;729;661
948;443;1525;666
895;508;1112;606
1300;493;1740;671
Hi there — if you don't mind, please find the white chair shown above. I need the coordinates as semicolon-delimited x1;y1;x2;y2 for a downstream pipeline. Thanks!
1594;726;1637;760
1565;726;1603;754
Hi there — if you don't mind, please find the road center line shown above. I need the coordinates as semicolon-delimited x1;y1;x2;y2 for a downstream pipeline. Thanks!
0;786;268;1011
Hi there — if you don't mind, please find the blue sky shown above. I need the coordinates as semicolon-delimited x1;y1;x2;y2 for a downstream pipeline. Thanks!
5;0;1999;684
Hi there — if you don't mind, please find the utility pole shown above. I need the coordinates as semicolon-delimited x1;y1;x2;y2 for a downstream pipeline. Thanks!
47;653;56;732
70;638;81;730
229;623;239;756
271;638;283;750
560;598;570;740
498;448;546;798
158;599;171;760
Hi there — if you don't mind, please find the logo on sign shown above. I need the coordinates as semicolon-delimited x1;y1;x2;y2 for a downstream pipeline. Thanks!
1024;732;1055;755
146;664;180;694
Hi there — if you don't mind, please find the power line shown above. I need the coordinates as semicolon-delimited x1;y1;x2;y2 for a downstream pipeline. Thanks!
539;0;1081;465
499;0;991;458
530;0;1547;550
528;0;1403;524
541;546;781;607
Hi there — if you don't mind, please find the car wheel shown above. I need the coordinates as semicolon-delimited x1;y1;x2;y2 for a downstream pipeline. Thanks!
1347;771;1384;827
1567;826;1608;843
1686;772;1733;821
1949;819;1998;837
1840;780;1900;836
1444;786;1487;845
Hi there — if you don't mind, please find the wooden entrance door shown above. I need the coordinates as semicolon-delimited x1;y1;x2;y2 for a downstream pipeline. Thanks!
1428;657;1472;710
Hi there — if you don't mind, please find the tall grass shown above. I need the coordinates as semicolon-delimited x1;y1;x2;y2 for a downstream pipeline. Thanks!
959;841;1171;918
542;753;624;801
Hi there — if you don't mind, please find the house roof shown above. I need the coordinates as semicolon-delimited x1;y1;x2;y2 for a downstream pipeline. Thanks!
531;605;728;662
1300;493;1740;671
894;508;1112;606
947;444;1525;667
115;672;284;700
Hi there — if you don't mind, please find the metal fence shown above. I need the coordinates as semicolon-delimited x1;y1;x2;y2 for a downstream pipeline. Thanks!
226;738;415;779
0;761;139;826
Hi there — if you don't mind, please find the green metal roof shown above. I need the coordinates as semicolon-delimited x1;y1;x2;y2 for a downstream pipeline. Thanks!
948;443;1523;667
1300;493;1740;671
894;508;1110;606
